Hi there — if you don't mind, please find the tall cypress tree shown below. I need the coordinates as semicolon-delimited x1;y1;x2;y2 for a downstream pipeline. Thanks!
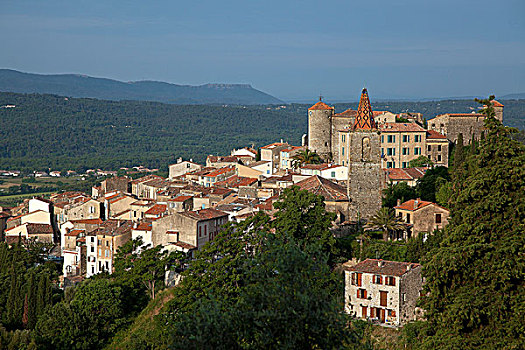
26;272;37;329
413;96;525;349
453;132;465;169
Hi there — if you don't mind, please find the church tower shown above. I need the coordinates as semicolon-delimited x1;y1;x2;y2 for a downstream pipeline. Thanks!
347;88;384;221
308;97;334;160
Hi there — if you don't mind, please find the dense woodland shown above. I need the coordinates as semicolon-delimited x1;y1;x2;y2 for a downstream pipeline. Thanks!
0;92;524;172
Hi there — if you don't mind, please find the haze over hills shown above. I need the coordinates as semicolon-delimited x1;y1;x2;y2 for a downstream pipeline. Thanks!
0;69;283;105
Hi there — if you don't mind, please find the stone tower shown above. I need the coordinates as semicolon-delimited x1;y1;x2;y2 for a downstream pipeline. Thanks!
308;97;334;160
347;88;384;222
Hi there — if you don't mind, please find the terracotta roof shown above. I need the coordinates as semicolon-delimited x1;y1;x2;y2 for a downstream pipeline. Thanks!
203;167;235;178
171;241;197;250
65;229;84;237
379;123;426;132
207;155;239;163
26;223;53;235
308;101;333;110
334;108;357;117
295;175;348;201
261;142;289;149
145;204;167;216
181;208;228;221
69;218;103;224
426;130;448;139
394;198;433;211
344;258;420;277
301;163;342;171
492;100;504;107
384;167;428;181
248;160;270;168
214;175;258;188
77;237;86;243
93;220;132;236
134;222;152;231
168;195;193;202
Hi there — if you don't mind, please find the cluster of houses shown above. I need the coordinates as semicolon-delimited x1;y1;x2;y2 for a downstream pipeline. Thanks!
0;91;502;327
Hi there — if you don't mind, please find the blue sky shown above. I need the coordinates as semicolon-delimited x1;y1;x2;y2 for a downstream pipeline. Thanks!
1;0;524;101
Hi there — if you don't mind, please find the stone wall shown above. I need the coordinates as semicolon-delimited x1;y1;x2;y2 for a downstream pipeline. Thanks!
331;116;354;163
399;266;423;324
412;204;449;237
308;109;333;160
347;131;384;221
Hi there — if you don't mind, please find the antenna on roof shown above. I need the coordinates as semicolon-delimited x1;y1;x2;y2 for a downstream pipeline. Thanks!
319;93;323;102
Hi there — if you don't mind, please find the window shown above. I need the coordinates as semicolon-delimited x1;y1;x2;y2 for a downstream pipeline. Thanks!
105;249;109;257
403;135;409;142
415;135;421;142
90;237;94;243
342;147;345;156
342;135;346;142
381;148;384;157
380;291;388;306
402;293;407;302
388;309;396;317
387;162;394;169
92;266;95;274
199;227;202;237
91;247;94;253
373;275;382;284
438;145;442;151
385;276;396;286
98;239;101;245
436;213;442;224
361;306;368;318
106;241;109;247
89;206;95;213
402;162;408;168
406;213;411;223
414;147;421;155
331;171;336;178
357;289;367;299
402;147;409;155
387;135;394;143
437;155;442;162
381;135;384;143
427;145;431;152
386;148;393;156
351;272;362;286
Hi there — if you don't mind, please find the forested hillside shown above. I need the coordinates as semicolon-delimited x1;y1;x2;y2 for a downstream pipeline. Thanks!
0;92;523;172
0;69;283;105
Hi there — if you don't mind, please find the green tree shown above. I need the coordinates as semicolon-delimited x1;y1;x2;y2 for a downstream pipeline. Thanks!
382;181;417;208
453;132;465;169
411;96;525;349
408;155;433;168
365;207;405;241
415;166;450;202
291;148;321;168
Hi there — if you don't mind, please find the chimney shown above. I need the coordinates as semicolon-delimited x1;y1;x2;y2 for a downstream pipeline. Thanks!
414;198;419;210
177;157;183;164
117;220;121;228
377;260;384;267
397;199;401;207
406;264;412;271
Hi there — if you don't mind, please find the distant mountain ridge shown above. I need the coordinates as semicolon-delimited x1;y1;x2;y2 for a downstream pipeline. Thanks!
0;69;283;105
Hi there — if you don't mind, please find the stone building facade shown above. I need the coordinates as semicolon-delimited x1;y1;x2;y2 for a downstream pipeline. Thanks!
394;199;450;238
344;258;423;327
427;100;504;145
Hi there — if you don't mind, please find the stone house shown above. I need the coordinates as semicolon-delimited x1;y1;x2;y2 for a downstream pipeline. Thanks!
131;221;153;247
151;208;228;249
206;155;241;168
90;220;132;275
378;123;428;169
373;111;397;125
299;164;348;182
169;159;202;180
130;175;163;198
197;167;236;187
426;100;503;145
130;200;156;222
426;130;450;167
394;199;450;238
62;229;86;277
5;223;54;244
344;258;423;327
247;161;272;177
144;204;168;220
104;193;136;219
295;175;350;225
279;146;305;170
57;198;103;224
167;195;194;212
260;142;290;173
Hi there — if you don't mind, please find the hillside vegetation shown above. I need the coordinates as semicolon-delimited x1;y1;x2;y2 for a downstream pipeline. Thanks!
0;92;523;172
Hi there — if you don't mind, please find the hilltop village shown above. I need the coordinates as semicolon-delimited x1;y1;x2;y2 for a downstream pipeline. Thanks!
0;89;506;328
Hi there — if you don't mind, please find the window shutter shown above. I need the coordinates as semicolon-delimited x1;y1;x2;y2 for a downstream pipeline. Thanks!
357;273;362;287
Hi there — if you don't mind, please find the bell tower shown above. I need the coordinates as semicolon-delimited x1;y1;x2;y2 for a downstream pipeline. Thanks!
347;88;384;221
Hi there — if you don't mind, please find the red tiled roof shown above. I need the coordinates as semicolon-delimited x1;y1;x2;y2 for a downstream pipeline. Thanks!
181;208;228;221
308;101;333;110
207;155;239;163
394;199;433;211
65;229;84;237
69;218;103;224
344;258;420;277
172;241;197;250
261;142;289;149
168;195;193;202
77;237;86;243
135;222;152;231
426;130;448;139
214;175;258;188
145;204;167;215
301;163;342;171
492;100;504;107
384;168;428;181
379;123;426;132
203;167;235;178
295;175;348;201
334;108;357;117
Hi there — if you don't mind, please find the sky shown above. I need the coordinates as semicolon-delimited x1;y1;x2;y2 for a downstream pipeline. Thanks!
1;0;524;101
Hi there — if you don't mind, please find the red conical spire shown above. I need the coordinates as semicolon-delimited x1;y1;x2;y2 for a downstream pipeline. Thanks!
353;88;376;130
